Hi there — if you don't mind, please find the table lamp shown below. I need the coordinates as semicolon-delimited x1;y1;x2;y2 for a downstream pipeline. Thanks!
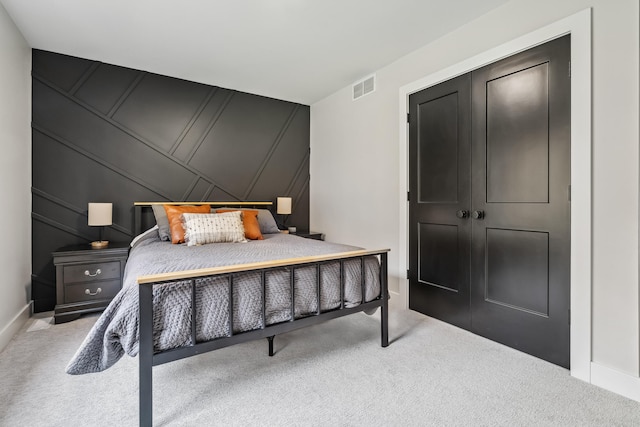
276;197;292;230
88;202;112;249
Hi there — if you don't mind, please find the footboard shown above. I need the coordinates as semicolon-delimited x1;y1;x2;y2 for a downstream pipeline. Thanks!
137;249;389;427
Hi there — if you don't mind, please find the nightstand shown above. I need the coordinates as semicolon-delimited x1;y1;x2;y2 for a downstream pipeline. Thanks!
53;242;129;324
293;231;324;241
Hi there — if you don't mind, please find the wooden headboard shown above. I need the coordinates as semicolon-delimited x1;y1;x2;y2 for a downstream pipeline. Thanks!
133;201;273;235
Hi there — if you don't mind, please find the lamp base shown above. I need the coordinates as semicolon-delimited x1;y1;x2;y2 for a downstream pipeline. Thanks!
90;240;109;249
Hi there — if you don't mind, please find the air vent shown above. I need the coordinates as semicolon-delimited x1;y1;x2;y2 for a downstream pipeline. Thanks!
352;74;376;100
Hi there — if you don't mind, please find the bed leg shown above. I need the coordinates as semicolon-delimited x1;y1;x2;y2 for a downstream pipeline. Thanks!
381;300;389;348
380;252;389;348
267;335;275;356
139;283;153;427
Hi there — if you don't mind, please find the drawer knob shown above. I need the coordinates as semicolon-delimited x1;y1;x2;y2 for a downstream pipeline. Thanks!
84;269;102;277
85;287;102;296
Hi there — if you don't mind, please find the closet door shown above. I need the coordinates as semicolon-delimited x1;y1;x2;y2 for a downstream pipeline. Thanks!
470;35;571;368
408;74;471;330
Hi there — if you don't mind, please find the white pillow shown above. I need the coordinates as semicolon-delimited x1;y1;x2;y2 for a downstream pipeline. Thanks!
181;211;247;246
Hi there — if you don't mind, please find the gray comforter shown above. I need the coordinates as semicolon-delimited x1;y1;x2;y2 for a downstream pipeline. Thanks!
66;232;380;375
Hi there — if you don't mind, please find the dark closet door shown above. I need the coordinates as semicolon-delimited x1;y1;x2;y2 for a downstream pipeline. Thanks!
408;74;472;330
470;35;571;368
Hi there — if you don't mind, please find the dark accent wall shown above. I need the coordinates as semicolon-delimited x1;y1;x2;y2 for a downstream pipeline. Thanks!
32;50;310;312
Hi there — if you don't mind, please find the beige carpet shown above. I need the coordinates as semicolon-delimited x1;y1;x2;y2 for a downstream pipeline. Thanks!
1;308;639;426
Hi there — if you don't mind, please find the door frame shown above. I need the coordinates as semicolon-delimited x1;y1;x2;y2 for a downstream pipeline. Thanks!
398;9;591;382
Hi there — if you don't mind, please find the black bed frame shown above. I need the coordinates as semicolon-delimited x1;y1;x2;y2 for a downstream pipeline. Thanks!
133;203;389;427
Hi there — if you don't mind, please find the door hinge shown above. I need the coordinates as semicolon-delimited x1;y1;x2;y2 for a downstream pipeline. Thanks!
406;269;410;279
568;185;571;202
407;191;410;202
568;308;571;325
407;113;410;124
568;61;571;78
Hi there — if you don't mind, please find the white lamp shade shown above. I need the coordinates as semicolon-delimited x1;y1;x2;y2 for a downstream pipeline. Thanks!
276;197;292;215
88;203;113;226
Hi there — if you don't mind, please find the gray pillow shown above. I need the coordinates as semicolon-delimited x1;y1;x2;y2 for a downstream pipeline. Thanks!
151;205;171;241
256;209;280;234
214;207;280;234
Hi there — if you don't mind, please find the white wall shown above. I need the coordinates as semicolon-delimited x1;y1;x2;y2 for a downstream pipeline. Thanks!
0;3;32;352
310;0;639;399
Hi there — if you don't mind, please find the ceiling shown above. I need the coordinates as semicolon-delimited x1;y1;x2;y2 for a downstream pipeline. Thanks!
1;0;509;105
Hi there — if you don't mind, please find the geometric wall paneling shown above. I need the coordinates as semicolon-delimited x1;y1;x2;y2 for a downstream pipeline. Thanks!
32;50;95;93
32;79;198;201
171;88;234;162
31;220;70;312
246;107;311;200
32;50;310;312
32;129;166;215
188;92;302;197
112;73;211;153
74;63;140;115
185;178;215;202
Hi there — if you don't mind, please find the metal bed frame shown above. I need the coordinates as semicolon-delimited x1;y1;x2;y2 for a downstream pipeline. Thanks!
133;203;389;427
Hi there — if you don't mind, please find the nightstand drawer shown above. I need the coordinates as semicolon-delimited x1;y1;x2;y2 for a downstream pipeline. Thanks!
53;242;129;324
64;261;120;284
64;279;121;303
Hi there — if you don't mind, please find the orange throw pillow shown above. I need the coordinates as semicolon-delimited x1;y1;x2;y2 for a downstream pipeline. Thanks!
216;209;263;240
163;204;211;244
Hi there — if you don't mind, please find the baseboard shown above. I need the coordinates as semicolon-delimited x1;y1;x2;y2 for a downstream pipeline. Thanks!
395;278;409;310
389;289;402;310
591;362;640;402
0;301;32;354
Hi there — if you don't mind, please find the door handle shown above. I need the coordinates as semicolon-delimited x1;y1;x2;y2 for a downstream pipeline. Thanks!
456;210;469;219
472;210;485;220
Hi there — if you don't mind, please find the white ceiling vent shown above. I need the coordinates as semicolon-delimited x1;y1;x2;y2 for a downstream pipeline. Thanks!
352;74;376;100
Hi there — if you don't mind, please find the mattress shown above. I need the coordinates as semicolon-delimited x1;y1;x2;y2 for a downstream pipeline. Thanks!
66;232;381;375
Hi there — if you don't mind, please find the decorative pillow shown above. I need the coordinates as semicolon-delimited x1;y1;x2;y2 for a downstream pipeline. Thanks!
151;205;171;241
256;209;280;234
216;209;263;240
164;204;211;244
182;211;247;246
214;208;280;234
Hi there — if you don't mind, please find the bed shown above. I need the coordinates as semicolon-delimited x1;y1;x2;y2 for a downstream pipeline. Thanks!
66;202;389;426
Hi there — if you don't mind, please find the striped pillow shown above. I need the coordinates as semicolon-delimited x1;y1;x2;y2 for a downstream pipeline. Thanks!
181;211;247;246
